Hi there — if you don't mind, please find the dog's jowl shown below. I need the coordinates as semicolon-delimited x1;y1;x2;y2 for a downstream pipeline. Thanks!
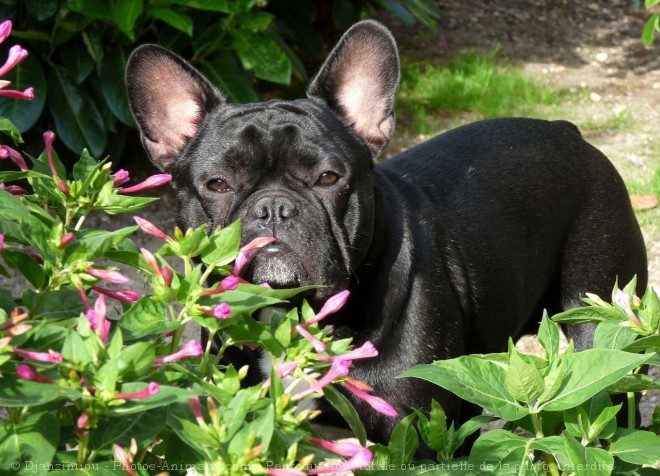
126;20;647;445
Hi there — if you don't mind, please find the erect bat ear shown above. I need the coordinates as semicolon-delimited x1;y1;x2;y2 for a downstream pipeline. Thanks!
126;45;224;173
307;20;400;157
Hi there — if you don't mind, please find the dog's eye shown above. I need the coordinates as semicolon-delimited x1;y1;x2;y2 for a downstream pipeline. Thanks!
316;172;340;187
206;178;232;192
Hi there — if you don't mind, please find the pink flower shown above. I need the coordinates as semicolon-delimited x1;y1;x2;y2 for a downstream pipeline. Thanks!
319;341;378;362
293;359;351;399
140;248;161;277
308;438;373;474
295;325;326;353
0;19;11;43
267;469;306;476
59;232;74;248
200;275;241;296
113;444;137;476
614;289;642;326
115;382;160;400
0;184;28;196
77;412;89;430
134;216;172;241
87;295;110;344
43;131;58;177
188;396;205;425
0;45;28;77
58;179;69;195
112;169;130;187
161;266;174;287
212;303;231;319
344;376;373;392
119;174;172;194
153;340;203;365
13;348;63;364
87;267;130;284
92;286;141;303
0;145;29;171
342;381;398;417
302;290;350;328
276;361;298;379
16;364;55;384
232;236;277;276
0;86;34;100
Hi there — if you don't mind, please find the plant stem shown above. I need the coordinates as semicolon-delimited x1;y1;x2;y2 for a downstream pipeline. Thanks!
74;213;88;230
170;323;184;354
200;330;217;375
530;412;544;439
542;452;561;476
77;433;89;466
627;391;636;429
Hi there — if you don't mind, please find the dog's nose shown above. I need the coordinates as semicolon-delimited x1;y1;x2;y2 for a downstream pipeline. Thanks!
252;195;299;224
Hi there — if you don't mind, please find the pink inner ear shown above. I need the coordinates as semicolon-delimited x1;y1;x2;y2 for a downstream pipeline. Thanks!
135;54;205;161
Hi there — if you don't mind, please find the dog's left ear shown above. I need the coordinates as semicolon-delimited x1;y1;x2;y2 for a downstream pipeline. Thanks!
307;20;400;157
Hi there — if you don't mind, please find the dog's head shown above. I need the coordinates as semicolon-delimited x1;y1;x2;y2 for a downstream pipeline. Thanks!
126;21;399;303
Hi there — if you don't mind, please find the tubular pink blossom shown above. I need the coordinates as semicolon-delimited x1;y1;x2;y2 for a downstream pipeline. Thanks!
0;20;11;43
94;295;110;344
342;382;398;417
140;248;161;277
113;444;137;476
134;216;172;241
57;179;69;195
78;286;92;312
16;364;55;383
276;361;298;378
161;266;174;287
302;290;350;328
2;184;28;196
293;359;351;399
614;289;642;326
318;341;378;362
0;145;29;171
92;286;141;303
119;174;172;194
295;324;326;353
200;275;241;296
267;469;306;476
87;268;131;284
13;348;63;364
59;232;74;248
308;438;373;474
232;250;251;277
115;382;160;400
43;131;58;177
240;236;277;254
77;412;89;430
188;396;205;425
0;45;28;77
344;376;373;392
212;303;231;319
112;169;130;187
0;87;34;100
153;339;203;365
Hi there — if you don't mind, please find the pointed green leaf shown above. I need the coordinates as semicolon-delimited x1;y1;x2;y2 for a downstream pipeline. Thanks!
593;321;637;350
505;348;545;404
324;385;368;446
388;413;418;466
232;30;291;85
118;297;180;340
146;5;193;36
114;0;143;39
0;411;59;474
468;430;527;473
609;429;660;465
200;56;258;103
100;49;136;126
61;40;95;84
538;311;560;360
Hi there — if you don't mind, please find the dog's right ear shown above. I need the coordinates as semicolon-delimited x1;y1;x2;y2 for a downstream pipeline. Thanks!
126;45;224;173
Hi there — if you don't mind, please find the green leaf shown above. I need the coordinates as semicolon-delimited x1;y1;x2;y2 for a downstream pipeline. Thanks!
646;0;660;8
505;348;545;404
0;54;47;132
0;117;22;143
388;413;418;466
118;297;180;340
118;342;156;380
200;55;258;103
0;376;82;406
0;411;59;475
71;226;138;260
324;385;368;446
62;328;93;364
94;182;159;214
107;384;197;415
468;430;528;474
67;0;113;20
201;220;241;266
90;408;166;456
169;0;231;12
224;389;250;441
100;49;136;126
592;321;637;350
417;399;446;452
607;373;660;393
22;289;85;320
541;349;652;412
114;0;143;39
1;250;45;288
401;356;529;421
61;40;95;84
72;149;98;181
538;311;560;359
228;404;275;456
25;0;58;21
562;432;613;476
232;30;291;85
623;335;660;353
47;65;107;156
146;5;193;36
609;429;660;465
452;415;498;454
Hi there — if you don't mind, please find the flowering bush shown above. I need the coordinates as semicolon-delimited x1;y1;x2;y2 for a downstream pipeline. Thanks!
0;19;398;475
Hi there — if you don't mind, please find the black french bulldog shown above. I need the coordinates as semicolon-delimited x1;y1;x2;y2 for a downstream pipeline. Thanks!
126;20;647;445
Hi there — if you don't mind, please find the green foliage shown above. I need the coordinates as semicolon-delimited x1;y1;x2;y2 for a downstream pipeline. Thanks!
643;0;660;46
0;0;438;156
397;53;563;134
358;282;660;475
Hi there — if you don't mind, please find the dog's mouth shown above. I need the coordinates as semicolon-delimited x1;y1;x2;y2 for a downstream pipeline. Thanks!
242;242;309;289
